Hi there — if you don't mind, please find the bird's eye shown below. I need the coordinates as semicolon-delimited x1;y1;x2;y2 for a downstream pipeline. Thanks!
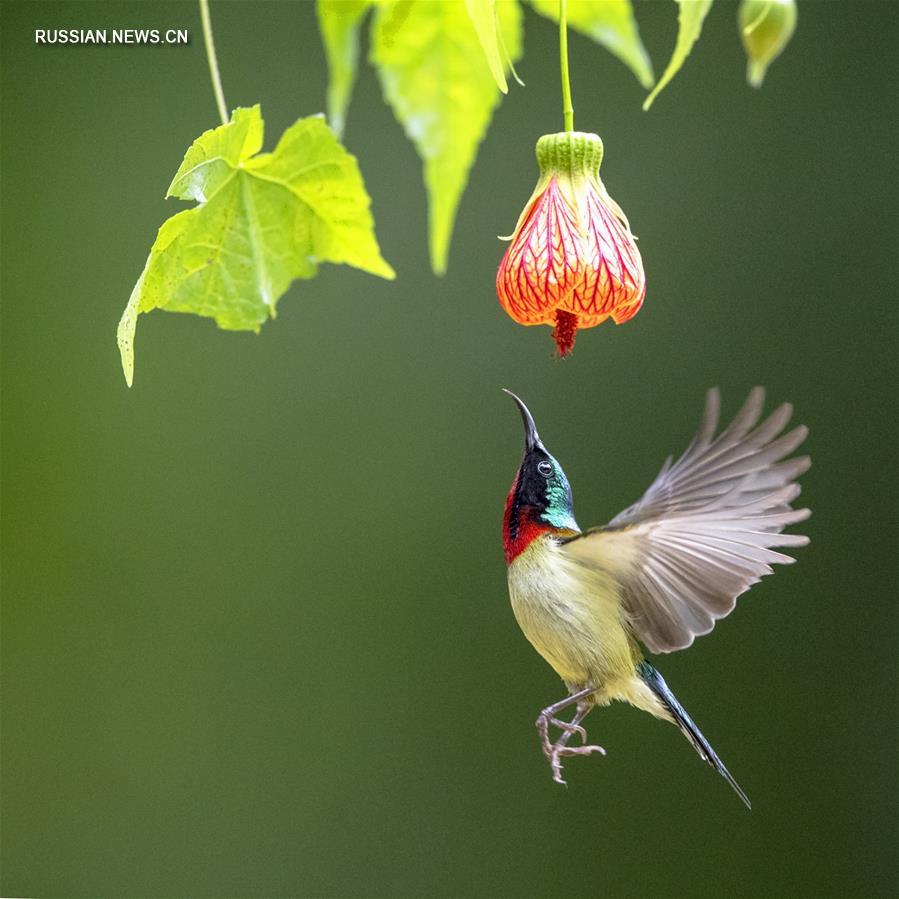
537;460;553;478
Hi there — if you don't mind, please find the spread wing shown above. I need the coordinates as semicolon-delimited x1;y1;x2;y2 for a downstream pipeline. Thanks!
562;388;811;653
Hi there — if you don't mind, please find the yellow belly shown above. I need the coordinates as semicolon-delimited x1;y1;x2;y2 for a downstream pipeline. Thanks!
507;536;642;698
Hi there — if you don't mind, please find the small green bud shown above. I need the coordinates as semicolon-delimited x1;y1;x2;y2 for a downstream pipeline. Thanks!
739;0;797;88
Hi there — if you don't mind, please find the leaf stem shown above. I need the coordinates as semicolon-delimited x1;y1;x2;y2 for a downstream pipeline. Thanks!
559;0;574;131
199;0;229;126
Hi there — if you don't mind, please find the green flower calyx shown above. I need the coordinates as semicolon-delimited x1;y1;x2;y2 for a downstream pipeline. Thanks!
536;132;604;180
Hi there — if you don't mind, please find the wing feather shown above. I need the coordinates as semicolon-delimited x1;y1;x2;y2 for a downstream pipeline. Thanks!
563;389;811;653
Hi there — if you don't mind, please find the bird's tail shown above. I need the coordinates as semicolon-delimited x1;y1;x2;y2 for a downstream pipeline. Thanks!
637;661;751;809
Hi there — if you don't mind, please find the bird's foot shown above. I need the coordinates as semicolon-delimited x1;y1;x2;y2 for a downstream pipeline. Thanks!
549;741;606;786
535;688;605;785
535;710;588;757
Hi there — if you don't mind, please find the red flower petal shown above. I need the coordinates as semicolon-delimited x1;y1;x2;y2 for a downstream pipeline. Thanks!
496;177;581;325
565;183;645;323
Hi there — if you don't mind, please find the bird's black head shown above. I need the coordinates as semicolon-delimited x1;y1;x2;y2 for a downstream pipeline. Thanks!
502;390;579;550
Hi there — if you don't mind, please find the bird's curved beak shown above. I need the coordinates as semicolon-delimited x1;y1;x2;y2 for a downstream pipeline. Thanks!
502;389;540;452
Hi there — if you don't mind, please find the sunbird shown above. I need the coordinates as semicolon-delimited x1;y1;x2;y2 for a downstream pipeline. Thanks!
502;388;810;807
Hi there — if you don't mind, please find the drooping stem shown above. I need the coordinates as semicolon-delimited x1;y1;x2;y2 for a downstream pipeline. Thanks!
199;0;229;126
559;0;574;131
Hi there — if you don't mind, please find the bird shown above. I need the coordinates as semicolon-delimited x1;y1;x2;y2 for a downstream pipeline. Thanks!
501;387;811;807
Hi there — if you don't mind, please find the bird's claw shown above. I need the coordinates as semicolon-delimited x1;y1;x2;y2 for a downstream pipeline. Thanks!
550;743;606;785
535;711;587;757
535;694;605;784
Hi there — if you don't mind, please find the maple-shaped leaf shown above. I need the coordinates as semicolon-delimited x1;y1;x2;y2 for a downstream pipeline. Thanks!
370;0;522;275
116;105;394;386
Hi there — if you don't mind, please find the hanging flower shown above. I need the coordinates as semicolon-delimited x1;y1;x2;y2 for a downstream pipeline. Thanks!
496;132;645;357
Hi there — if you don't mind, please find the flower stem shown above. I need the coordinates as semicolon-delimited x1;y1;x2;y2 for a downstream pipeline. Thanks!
199;0;229;126
559;0;574;131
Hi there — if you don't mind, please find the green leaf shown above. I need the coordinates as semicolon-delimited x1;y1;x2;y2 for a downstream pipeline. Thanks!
643;0;714;110
371;0;522;275
117;105;394;387
530;0;654;90
465;0;509;93
317;0;372;136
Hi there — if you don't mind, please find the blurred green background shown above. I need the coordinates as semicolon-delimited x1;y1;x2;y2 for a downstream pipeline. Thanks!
2;2;896;896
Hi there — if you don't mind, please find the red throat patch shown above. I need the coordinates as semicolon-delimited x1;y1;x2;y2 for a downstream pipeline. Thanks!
503;475;554;563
